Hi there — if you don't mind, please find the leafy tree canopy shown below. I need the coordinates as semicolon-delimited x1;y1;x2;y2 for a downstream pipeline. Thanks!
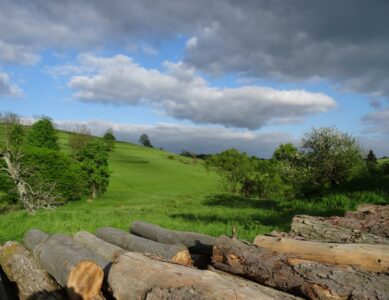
28;117;59;150
76;140;110;199
139;134;153;148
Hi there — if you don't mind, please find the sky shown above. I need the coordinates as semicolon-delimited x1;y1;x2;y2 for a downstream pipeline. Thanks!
1;0;389;157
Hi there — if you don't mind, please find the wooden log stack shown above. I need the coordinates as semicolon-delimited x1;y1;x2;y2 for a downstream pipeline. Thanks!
0;203;388;300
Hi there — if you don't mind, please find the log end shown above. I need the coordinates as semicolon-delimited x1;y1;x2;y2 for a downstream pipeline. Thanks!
67;261;104;300
171;249;193;266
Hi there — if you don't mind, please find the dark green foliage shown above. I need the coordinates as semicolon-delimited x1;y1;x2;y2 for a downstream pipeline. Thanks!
139;134;153;148
22;146;85;202
365;150;379;173
103;128;116;151
28;117;59;150
76;140;110;199
366;150;377;163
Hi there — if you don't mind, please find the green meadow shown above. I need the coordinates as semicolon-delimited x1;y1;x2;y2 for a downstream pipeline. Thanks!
0;129;388;243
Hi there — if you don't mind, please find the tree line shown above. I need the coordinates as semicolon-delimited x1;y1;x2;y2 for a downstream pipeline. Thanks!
206;127;389;199
0;114;113;213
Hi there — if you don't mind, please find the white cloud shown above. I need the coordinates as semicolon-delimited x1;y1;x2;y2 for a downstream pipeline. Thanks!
65;53;336;129
55;119;295;157
0;72;24;98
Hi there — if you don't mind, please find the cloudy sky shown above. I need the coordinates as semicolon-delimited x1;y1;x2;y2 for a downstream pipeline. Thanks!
1;0;389;157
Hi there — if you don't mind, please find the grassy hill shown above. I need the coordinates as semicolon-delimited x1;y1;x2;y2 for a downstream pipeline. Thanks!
1;127;388;243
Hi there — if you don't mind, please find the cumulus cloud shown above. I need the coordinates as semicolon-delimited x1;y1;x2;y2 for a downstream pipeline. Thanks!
65;53;335;129
0;72;23;98
55;119;295;157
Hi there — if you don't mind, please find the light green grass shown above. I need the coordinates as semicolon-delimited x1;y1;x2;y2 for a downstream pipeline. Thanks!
1;127;388;243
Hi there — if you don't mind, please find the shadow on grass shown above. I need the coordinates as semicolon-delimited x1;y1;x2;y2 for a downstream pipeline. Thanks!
169;193;348;232
202;193;278;209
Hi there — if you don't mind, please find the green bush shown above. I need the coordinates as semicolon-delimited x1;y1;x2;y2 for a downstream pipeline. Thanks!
22;146;85;202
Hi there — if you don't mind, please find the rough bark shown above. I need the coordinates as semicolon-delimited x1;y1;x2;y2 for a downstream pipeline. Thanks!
24;229;50;251
253;235;389;272
0;241;64;300
291;215;389;244
108;252;301;300
130;221;216;256
339;204;389;238
96;227;192;266
73;231;125;262
212;235;389;300
33;234;107;300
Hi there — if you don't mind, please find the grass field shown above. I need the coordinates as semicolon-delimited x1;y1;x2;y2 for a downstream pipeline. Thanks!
0;128;388;243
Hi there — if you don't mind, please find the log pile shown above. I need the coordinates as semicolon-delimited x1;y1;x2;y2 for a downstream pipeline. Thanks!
0;203;388;300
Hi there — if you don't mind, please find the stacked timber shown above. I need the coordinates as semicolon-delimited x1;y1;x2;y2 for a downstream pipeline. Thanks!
0;203;388;300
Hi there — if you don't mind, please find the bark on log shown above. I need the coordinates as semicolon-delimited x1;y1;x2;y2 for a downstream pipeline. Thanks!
130;221;216;256
24;229;50;251
34;233;107;300
108;251;301;300
253;235;389;272
212;235;389;300
340;204;389;238
0;241;64;300
291;215;389;244
73;231;125;262
96;227;192;266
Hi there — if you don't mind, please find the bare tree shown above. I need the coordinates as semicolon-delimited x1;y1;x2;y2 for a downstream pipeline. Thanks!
0;114;60;213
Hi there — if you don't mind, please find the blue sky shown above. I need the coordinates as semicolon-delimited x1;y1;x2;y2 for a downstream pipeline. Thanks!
1;1;389;157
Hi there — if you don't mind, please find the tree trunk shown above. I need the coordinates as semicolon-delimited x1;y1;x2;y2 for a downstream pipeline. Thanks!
108;252;301;300
73;231;125;262
253;235;389;272
212;236;389;300
0;241;64;300
96;227;192;266
2;153;34;213
291;215;389;244
33;234;107;300
130;221;216;256
24;229;50;251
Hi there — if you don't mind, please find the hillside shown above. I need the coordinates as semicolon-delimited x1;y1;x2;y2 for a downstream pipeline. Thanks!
1;126;388;243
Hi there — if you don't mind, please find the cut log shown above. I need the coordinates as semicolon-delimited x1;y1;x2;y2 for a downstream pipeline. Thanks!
212;235;389;300
0;241;64;300
96;227;192;266
291;215;389;244
23;229;50;251
130;221;216;256
253;235;389;272
73;231;125;262
34;233;107;300
340;204;389;238
0;241;28;279
108;251;301;300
